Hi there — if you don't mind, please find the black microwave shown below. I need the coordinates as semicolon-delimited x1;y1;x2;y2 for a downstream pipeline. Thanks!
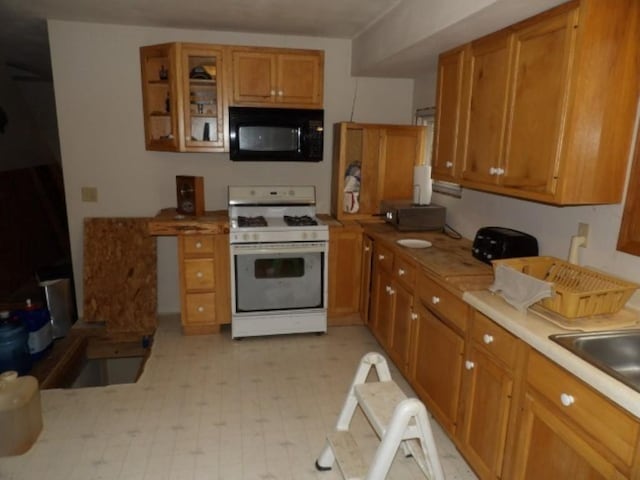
228;107;324;161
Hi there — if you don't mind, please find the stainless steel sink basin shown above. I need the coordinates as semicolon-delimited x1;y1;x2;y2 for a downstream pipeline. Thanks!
549;330;640;393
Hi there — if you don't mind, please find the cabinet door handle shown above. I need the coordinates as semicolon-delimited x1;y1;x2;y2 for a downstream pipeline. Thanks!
196;271;204;278
411;312;418;320
195;241;202;249
496;167;505;176
465;360;475;370
388;287;395;295
270;89;276;96
398;268;405;276
489;167;498;175
278;90;284;97
483;333;494;344
197;306;205;313
385;285;391;293
445;161;453;168
364;246;370;252
378;254;385;260
431;296;440;305
560;393;575;407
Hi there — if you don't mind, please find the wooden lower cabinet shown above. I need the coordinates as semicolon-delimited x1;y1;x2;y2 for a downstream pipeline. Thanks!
410;301;464;436
370;267;394;348
178;233;230;335
506;349;640;479
327;224;362;322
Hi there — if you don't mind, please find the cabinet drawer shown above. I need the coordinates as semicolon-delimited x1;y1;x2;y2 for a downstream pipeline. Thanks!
416;273;468;333
527;349;639;466
184;258;215;290
374;243;394;273
471;311;518;367
182;235;215;255
184;292;216;324
393;255;416;289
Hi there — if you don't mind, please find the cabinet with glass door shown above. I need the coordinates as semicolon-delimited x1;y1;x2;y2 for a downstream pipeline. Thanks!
140;43;225;152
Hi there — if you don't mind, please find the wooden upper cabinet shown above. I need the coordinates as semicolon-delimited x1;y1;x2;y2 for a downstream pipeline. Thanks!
330;122;426;222
445;0;640;205
140;43;180;152
140;43;225;152
461;31;512;187
432;46;467;182
230;48;324;108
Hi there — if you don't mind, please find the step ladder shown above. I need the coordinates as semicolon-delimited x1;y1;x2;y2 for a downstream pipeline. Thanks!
315;352;445;480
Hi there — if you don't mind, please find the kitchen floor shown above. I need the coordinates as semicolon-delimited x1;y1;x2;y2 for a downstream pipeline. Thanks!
0;315;477;480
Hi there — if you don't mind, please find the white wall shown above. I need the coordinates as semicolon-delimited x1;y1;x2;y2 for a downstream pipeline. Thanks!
48;20;415;316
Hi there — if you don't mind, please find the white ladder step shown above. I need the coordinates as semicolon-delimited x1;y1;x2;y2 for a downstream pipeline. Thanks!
354;381;410;437
327;431;368;480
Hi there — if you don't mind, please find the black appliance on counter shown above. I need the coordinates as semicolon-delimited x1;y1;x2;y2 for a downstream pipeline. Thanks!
380;200;446;231
228;107;324;161
472;226;539;264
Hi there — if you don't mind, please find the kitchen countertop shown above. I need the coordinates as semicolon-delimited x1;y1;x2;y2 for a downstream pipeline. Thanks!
361;222;494;287
148;208;229;236
464;289;640;419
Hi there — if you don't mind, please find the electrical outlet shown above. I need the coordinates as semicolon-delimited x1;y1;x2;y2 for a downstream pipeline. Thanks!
81;187;98;203
578;222;589;247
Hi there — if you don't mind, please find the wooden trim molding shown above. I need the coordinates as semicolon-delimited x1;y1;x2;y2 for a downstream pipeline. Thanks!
617;127;640;255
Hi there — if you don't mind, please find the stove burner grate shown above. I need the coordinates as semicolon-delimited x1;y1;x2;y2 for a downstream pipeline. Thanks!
284;215;318;227
238;216;268;227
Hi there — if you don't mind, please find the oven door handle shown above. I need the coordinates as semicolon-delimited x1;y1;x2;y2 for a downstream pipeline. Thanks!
231;243;327;255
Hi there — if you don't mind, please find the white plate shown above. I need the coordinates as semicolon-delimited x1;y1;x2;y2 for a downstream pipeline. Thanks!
396;238;432;249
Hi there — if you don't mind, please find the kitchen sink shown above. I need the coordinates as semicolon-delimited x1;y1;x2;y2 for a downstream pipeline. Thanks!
549;330;640;393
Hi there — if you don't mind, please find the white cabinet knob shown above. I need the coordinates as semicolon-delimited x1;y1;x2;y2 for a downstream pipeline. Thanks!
483;334;494;344
197;306;205;313
465;360;475;370
489;167;498;175
385;285;391;293
364;246;370;252
195;241;202;249
496;167;505;175
270;89;276;96
388;287;395;296
196;271;204;278
431;296;441;305
278;90;284;96
398;268;406;276
411;312;418;320
378;254;385;260
560;393;575;407
445;161;453;168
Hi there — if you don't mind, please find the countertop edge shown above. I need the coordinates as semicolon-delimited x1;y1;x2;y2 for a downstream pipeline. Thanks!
463;289;640;419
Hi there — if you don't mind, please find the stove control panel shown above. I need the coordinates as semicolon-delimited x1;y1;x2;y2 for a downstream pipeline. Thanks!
230;229;328;244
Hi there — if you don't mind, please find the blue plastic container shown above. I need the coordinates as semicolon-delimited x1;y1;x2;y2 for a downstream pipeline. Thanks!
15;300;53;361
0;313;32;375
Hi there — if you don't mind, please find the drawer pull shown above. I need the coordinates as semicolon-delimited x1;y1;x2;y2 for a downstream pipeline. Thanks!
196;271;204;278
560;393;575;407
465;360;475;370
378;254;385;260
398;268;406;276
431;296;441;305
197;306;205;313
411;312;418;320
483;334;494;344
195;241;202;249
445;161;453;169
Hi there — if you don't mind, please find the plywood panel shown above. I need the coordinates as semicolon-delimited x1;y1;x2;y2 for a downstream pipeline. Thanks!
83;218;157;335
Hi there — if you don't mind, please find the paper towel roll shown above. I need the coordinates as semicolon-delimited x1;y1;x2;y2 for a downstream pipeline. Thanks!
413;165;433;205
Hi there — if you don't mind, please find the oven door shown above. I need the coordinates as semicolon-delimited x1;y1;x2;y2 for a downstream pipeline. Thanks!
231;241;327;315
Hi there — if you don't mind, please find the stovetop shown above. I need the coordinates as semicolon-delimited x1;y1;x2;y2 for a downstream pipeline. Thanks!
228;185;327;243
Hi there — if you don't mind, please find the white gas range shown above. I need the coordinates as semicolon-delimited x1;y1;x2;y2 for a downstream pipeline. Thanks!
228;185;328;339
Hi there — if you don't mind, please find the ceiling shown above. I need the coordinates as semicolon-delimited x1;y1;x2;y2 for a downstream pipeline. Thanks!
0;0;566;81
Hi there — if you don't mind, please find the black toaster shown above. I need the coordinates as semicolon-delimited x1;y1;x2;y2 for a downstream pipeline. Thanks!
472;226;538;264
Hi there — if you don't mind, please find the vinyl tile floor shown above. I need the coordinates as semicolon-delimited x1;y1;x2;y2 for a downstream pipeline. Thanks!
0;315;478;480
